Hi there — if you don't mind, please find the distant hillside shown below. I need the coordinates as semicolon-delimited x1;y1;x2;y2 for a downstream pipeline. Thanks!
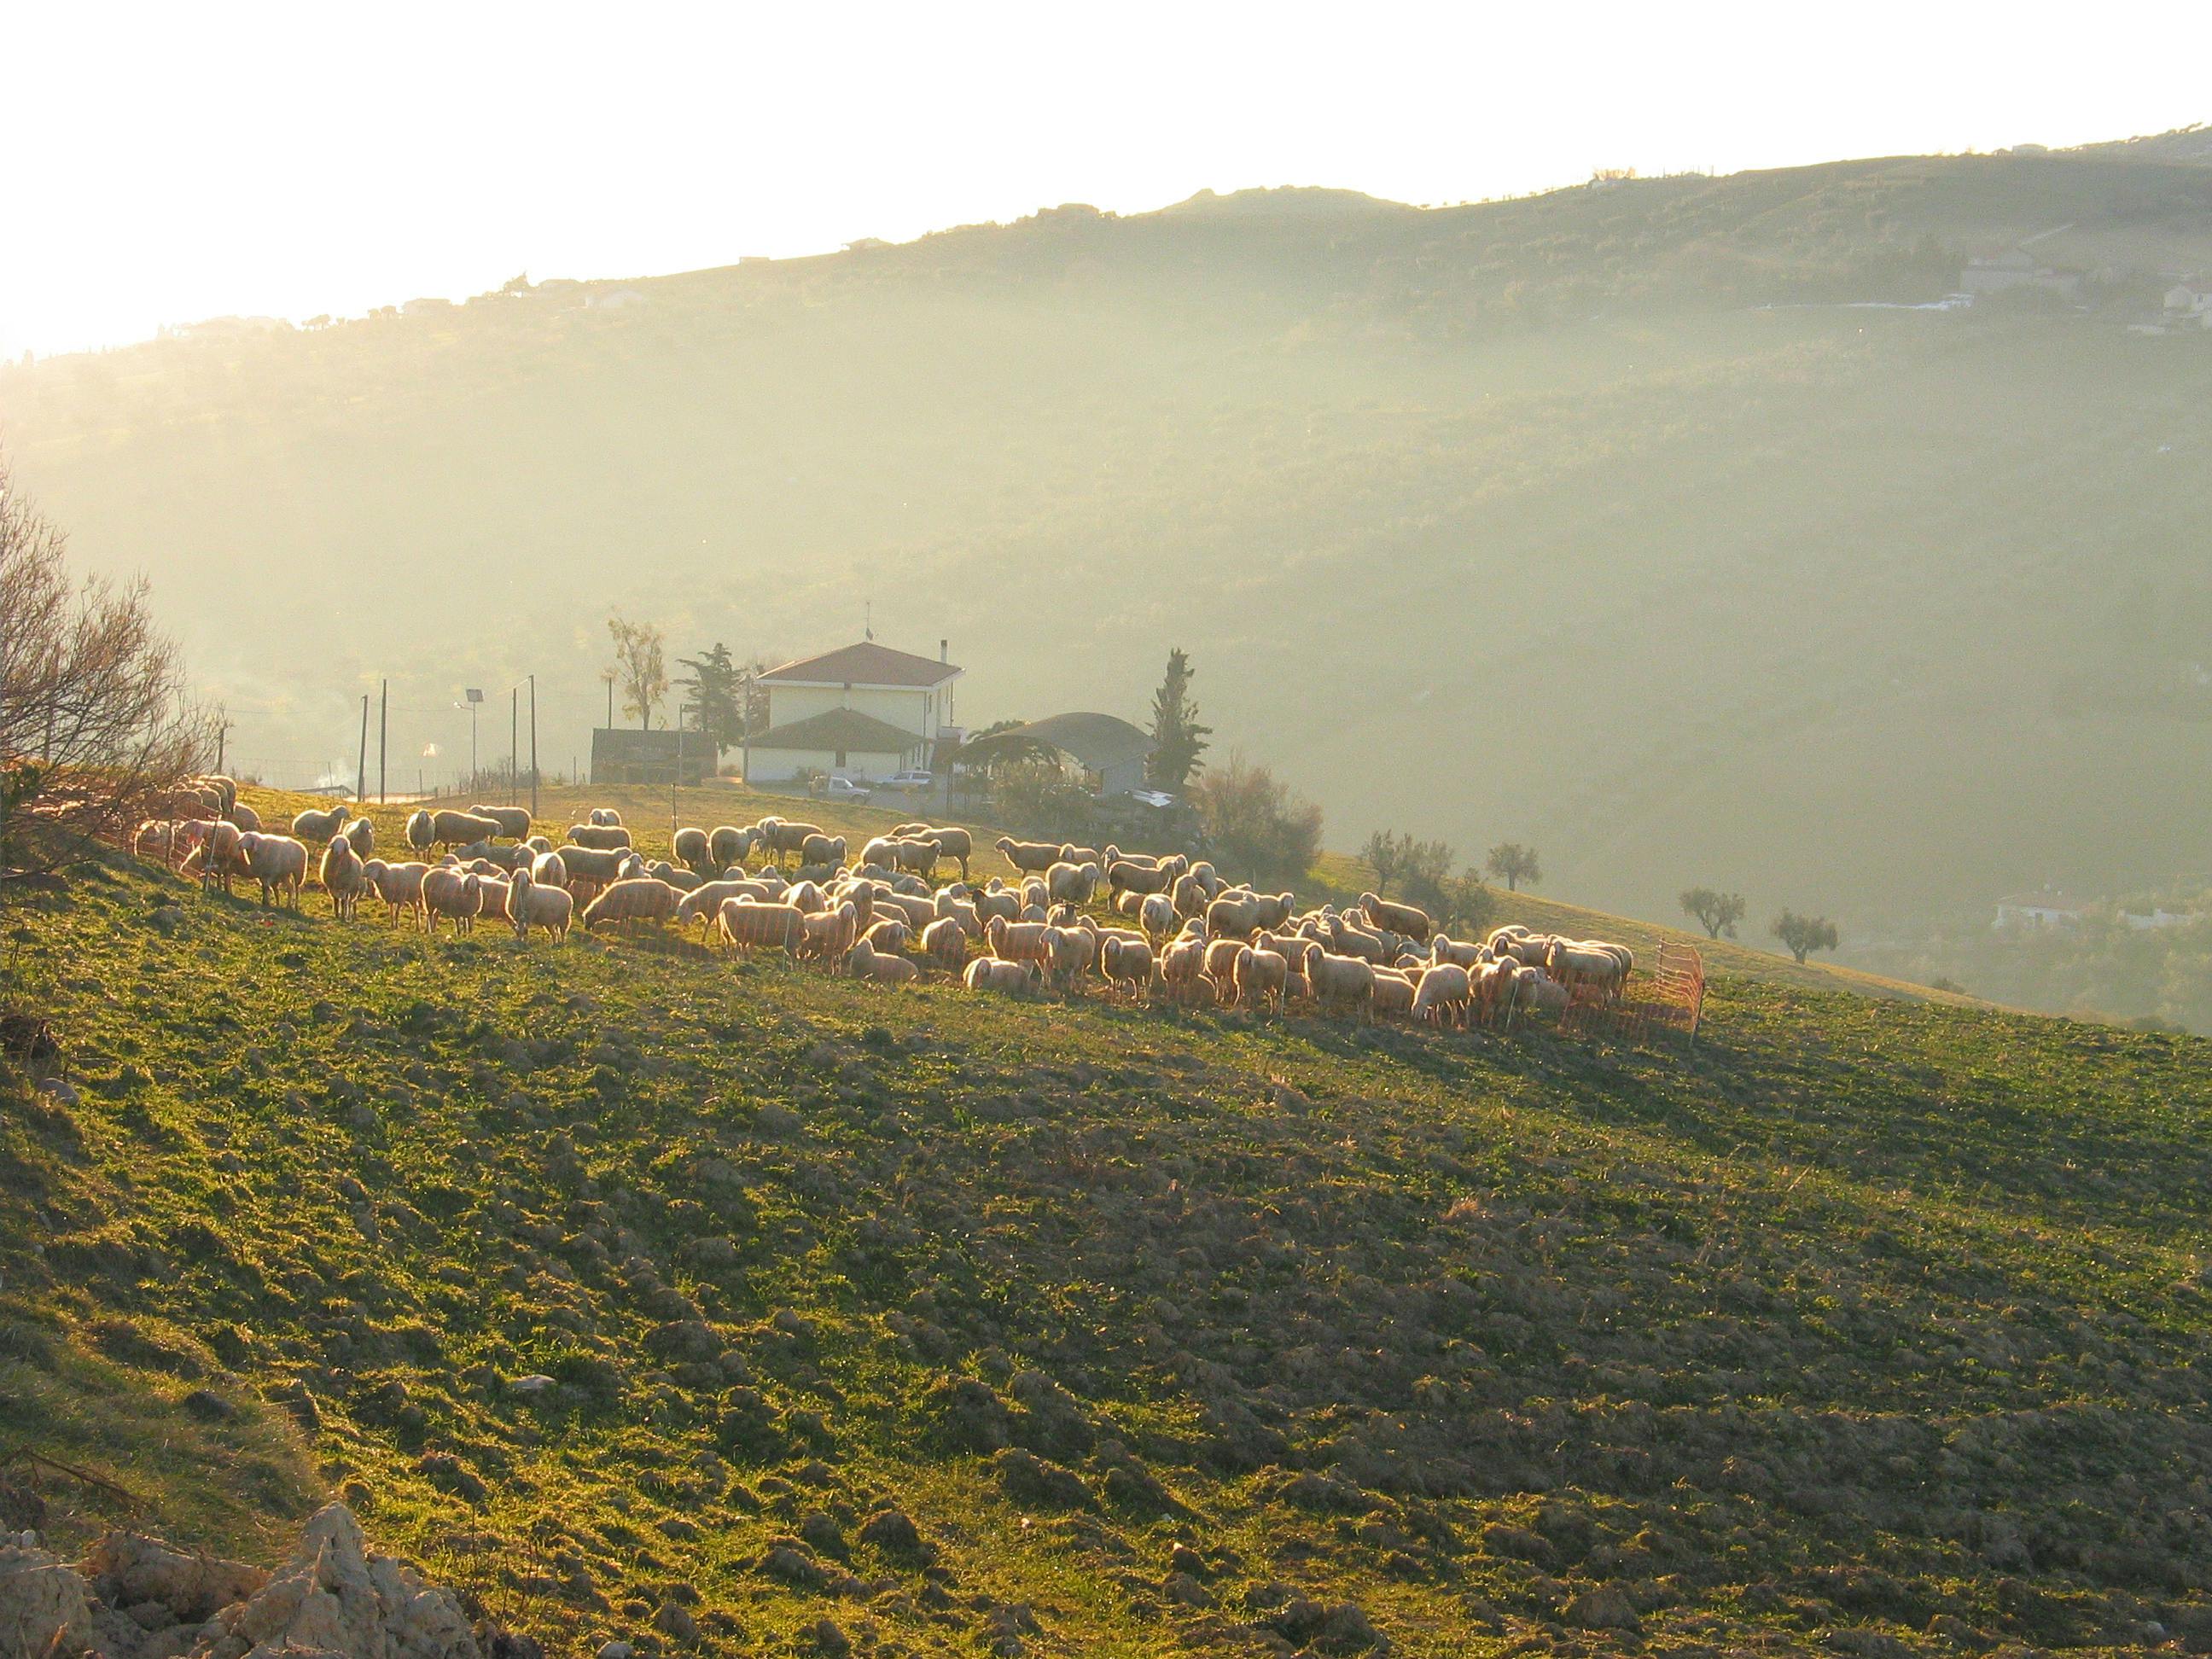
7;801;2212;1656
7;141;2212;956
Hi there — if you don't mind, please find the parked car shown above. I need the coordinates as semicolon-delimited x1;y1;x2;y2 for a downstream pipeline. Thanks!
1130;789;1177;809
816;776;872;803
881;770;935;793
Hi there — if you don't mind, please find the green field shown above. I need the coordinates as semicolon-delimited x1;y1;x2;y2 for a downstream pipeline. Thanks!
3;789;2209;1655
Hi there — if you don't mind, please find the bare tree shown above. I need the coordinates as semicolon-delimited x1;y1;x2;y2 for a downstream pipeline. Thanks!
0;457;215;889
607;615;667;730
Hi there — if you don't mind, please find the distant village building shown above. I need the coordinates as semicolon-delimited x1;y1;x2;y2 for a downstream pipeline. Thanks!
1960;249;2081;298
993;712;1155;795
585;288;647;311
743;640;961;784
2163;282;2212;327
1993;892;2085;929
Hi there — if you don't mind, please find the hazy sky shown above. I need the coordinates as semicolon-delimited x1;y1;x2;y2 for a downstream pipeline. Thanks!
4;2;2202;358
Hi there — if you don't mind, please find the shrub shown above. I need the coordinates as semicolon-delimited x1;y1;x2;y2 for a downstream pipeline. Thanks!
1189;755;1322;887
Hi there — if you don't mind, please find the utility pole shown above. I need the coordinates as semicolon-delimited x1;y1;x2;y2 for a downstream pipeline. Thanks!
378;679;387;803
464;688;484;789
510;686;519;806
216;720;228;775
356;695;369;804
527;674;538;822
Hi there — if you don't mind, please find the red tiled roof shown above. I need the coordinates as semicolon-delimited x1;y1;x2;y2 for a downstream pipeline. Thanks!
760;642;962;688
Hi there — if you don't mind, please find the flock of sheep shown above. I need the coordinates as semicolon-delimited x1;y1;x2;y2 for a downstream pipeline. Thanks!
131;781;1636;1030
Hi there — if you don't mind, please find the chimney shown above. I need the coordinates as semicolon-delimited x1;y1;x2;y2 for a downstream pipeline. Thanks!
940;638;949;662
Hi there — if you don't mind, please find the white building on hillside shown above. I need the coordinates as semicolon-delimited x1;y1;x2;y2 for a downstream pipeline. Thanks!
742;640;962;784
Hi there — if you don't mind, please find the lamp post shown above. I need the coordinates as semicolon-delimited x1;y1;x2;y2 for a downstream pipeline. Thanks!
463;688;484;788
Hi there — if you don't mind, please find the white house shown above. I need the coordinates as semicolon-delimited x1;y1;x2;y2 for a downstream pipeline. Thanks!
742;640;962;784
1993;893;2084;930
2163;282;2212;326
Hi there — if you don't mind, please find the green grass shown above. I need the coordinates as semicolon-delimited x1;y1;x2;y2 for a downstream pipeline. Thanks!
4;800;2212;1654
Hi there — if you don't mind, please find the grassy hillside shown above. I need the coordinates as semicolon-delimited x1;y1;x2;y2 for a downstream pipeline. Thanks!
7;143;2212;976
4;799;2212;1654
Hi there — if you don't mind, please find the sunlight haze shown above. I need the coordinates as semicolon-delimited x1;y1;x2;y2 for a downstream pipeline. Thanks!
4;0;2201;357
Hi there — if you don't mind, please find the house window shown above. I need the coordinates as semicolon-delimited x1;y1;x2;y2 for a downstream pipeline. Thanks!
835;749;847;767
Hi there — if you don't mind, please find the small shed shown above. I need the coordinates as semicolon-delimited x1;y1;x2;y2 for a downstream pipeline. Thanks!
591;727;715;787
997;712;1154;796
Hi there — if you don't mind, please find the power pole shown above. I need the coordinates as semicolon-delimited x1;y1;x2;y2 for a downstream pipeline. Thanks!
527;674;538;822
356;695;369;803
510;686;519;806
378;679;387;803
216;721;228;775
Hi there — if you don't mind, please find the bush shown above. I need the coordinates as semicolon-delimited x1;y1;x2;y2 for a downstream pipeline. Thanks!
1189;756;1322;887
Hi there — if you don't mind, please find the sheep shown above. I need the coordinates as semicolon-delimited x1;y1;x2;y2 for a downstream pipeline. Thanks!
757;820;825;863
405;810;434;852
1307;951;1377;1017
646;861;707;893
1328;915;1391;963
1360;892;1433;942
1202;937;1247;994
798;901;860;963
1520;974;1571;1016
1138;892;1177;943
362;859;430;926
1045;860;1100;908
456;840;530;872
876;891;938;930
1170;872;1211;919
1111;890;1145;918
588;807;624;827
422;866;484;935
472;874;515;925
975;888;1021;926
1234;946;1289;1011
676;879;783;932
964;958;1040;996
864;917;911;954
291;803;351;841
234;832;308;909
1059;843;1105;869
800;832;848;870
986;917;1053;964
1041;925;1091;991
914;825;973;881
717;898;806;951
337;816;374;858
1107;859;1175;898
132;819;178;864
581;876;682;932
994;836;1062;874
708;825;753;868
225;801;263;833
528;850;569;889
919;916;969;971
1411;962;1471;1027
1545;939;1633;1001
555;844;637;889
1430;934;1483;969
672;826;713;875
1101;935;1155;994
933;890;981;934
565;823;633;852
508;866;573;942
1019;876;1049;912
459;805;527;840
846;937;919;986
1158;935;1207;994
320;835;367;920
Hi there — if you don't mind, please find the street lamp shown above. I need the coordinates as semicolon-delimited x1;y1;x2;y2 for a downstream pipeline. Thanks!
463;688;484;785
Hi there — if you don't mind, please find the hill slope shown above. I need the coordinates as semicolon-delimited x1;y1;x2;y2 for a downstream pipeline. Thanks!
3;813;2211;1654
7;143;2212;945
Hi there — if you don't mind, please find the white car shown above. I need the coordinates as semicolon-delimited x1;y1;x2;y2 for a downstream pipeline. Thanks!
881;770;935;792
1130;789;1177;809
818;777;872;803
